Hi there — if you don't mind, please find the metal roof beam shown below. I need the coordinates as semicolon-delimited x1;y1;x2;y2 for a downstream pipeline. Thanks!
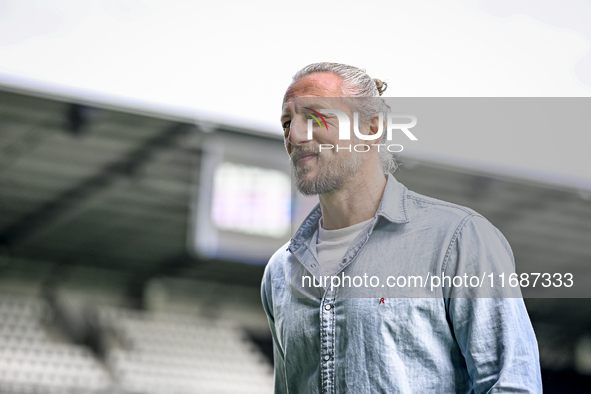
0;122;197;248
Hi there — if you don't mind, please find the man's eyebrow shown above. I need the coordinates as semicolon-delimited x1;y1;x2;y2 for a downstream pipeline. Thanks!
280;100;331;121
301;103;325;111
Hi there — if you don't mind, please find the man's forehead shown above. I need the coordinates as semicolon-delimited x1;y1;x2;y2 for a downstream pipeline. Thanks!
282;72;345;117
284;72;343;98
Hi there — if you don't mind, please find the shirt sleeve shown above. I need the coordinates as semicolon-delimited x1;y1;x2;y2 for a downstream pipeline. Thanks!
443;215;543;393
261;263;288;394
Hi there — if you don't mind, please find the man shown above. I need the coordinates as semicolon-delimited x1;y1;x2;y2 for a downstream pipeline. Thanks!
261;62;542;393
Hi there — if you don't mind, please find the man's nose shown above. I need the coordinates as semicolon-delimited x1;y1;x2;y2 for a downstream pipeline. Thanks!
287;116;310;150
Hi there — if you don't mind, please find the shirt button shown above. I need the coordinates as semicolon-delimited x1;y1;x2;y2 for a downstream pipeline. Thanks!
342;258;347;263
325;304;331;311
324;355;330;361
311;264;316;268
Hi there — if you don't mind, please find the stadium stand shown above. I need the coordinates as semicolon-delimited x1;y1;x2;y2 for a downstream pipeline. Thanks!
97;306;274;394
0;292;273;394
0;294;111;393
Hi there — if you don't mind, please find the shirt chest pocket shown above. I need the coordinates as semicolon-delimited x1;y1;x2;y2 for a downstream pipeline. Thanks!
337;298;451;346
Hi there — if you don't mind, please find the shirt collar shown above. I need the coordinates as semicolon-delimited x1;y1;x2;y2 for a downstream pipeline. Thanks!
376;173;410;224
289;174;409;251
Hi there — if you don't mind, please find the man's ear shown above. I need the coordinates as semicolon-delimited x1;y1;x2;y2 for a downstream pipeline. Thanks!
367;113;385;141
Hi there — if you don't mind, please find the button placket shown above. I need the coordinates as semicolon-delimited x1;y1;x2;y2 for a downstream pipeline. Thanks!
320;289;336;393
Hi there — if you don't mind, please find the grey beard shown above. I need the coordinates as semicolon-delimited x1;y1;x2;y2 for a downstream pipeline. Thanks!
291;147;363;196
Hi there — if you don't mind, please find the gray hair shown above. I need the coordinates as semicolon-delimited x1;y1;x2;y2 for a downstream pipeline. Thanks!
292;62;397;174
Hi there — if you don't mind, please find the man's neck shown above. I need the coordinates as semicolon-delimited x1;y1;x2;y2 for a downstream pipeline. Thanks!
318;167;387;230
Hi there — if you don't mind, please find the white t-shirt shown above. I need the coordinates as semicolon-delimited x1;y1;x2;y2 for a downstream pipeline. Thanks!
316;217;374;277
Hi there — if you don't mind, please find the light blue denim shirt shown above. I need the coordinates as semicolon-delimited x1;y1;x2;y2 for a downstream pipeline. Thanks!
261;174;542;393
